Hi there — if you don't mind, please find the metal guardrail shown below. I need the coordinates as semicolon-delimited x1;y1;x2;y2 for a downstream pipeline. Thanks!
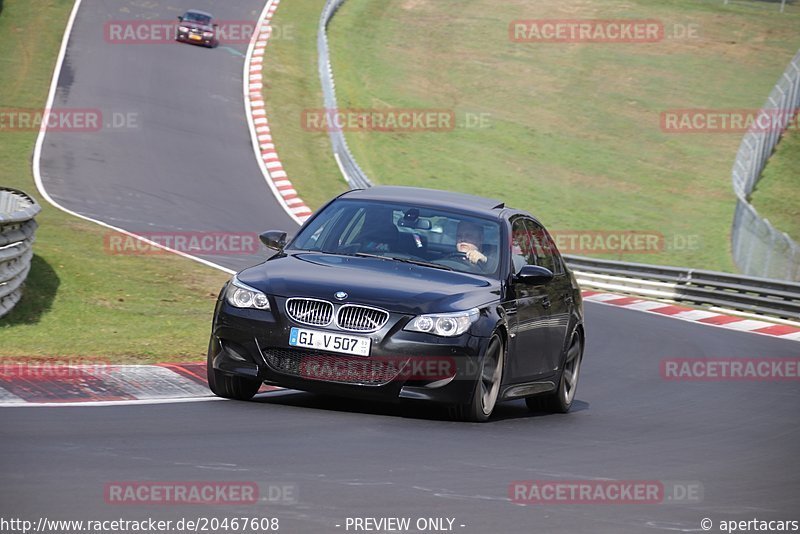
0;188;41;319
731;48;800;282
317;1;800;320
317;0;372;189
723;0;792;13
565;255;800;321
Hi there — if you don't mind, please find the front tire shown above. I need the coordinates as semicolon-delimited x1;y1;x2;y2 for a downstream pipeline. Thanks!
450;334;504;422
526;329;583;413
207;344;261;401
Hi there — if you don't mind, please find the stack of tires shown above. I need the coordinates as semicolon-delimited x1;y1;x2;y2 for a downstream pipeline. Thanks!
0;188;41;318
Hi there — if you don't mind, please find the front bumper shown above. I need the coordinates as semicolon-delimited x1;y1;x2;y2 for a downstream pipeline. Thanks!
209;297;490;405
176;31;214;46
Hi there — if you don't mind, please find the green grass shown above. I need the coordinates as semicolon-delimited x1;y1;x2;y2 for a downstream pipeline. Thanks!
270;0;800;271
0;0;229;363
751;126;800;241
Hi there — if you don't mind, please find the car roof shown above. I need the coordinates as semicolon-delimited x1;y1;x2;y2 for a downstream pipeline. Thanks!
341;186;507;216
184;9;213;17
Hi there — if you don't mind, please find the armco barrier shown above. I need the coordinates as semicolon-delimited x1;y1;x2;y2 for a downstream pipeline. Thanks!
316;1;800;318
317;0;372;189
0;188;41;318
564;255;800;321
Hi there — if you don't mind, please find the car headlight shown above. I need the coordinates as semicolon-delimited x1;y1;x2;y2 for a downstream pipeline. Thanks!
202;31;214;37
178;26;189;32
225;276;270;310
404;309;479;337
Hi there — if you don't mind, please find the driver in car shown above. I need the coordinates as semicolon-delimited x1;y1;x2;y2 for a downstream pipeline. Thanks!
456;221;488;265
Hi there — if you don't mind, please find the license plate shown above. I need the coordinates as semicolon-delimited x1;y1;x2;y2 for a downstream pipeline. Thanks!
189;34;202;41
289;327;371;357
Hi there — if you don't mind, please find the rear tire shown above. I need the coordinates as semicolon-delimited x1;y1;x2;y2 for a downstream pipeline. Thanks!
450;334;504;422
207;344;261;401
526;329;582;413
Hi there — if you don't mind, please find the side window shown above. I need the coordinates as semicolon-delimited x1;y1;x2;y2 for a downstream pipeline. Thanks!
540;227;564;275
525;220;562;274
510;218;537;273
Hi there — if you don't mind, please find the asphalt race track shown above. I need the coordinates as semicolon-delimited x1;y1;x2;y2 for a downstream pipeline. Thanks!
6;0;800;532
37;0;296;271
3;304;800;532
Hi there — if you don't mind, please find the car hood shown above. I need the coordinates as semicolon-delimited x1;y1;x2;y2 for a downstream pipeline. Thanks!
238;253;502;315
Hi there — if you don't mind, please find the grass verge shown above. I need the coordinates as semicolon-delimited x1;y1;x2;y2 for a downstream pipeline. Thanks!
0;0;229;363
275;0;800;271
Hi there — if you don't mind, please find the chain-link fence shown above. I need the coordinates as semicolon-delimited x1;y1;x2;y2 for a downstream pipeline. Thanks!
731;49;800;281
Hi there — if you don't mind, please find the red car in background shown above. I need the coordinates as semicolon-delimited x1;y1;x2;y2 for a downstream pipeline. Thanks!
176;10;218;48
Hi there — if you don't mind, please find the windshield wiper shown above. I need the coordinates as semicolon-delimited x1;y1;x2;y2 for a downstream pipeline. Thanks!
397;258;454;271
352;252;388;260
385;256;455;271
343;252;455;271
296;249;354;256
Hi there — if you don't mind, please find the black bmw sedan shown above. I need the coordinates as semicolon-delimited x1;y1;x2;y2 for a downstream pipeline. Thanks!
207;186;584;421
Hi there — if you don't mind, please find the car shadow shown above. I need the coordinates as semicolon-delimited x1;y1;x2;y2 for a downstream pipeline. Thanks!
494;399;591;421
0;255;60;326
251;389;589;423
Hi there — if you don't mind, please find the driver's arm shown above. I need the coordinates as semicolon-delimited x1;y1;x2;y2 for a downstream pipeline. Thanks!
465;248;487;264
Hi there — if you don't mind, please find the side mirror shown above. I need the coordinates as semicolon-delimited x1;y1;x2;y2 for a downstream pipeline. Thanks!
177;15;183;21
259;230;287;252
213;23;219;28
514;265;554;286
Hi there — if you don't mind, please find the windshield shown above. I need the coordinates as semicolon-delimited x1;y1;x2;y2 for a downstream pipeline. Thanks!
183;12;212;25
288;199;503;277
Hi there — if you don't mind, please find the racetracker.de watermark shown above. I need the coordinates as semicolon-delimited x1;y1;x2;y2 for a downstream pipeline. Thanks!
104;20;294;44
661;358;800;381
660;109;800;133
0;108;101;132
105;482;263;505
547;231;663;255
0;108;139;133
104;232;260;256
514;229;701;256
509;19;665;43
301;108;456;132
299;356;459;383
0;359;110;380
509;480;703;504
